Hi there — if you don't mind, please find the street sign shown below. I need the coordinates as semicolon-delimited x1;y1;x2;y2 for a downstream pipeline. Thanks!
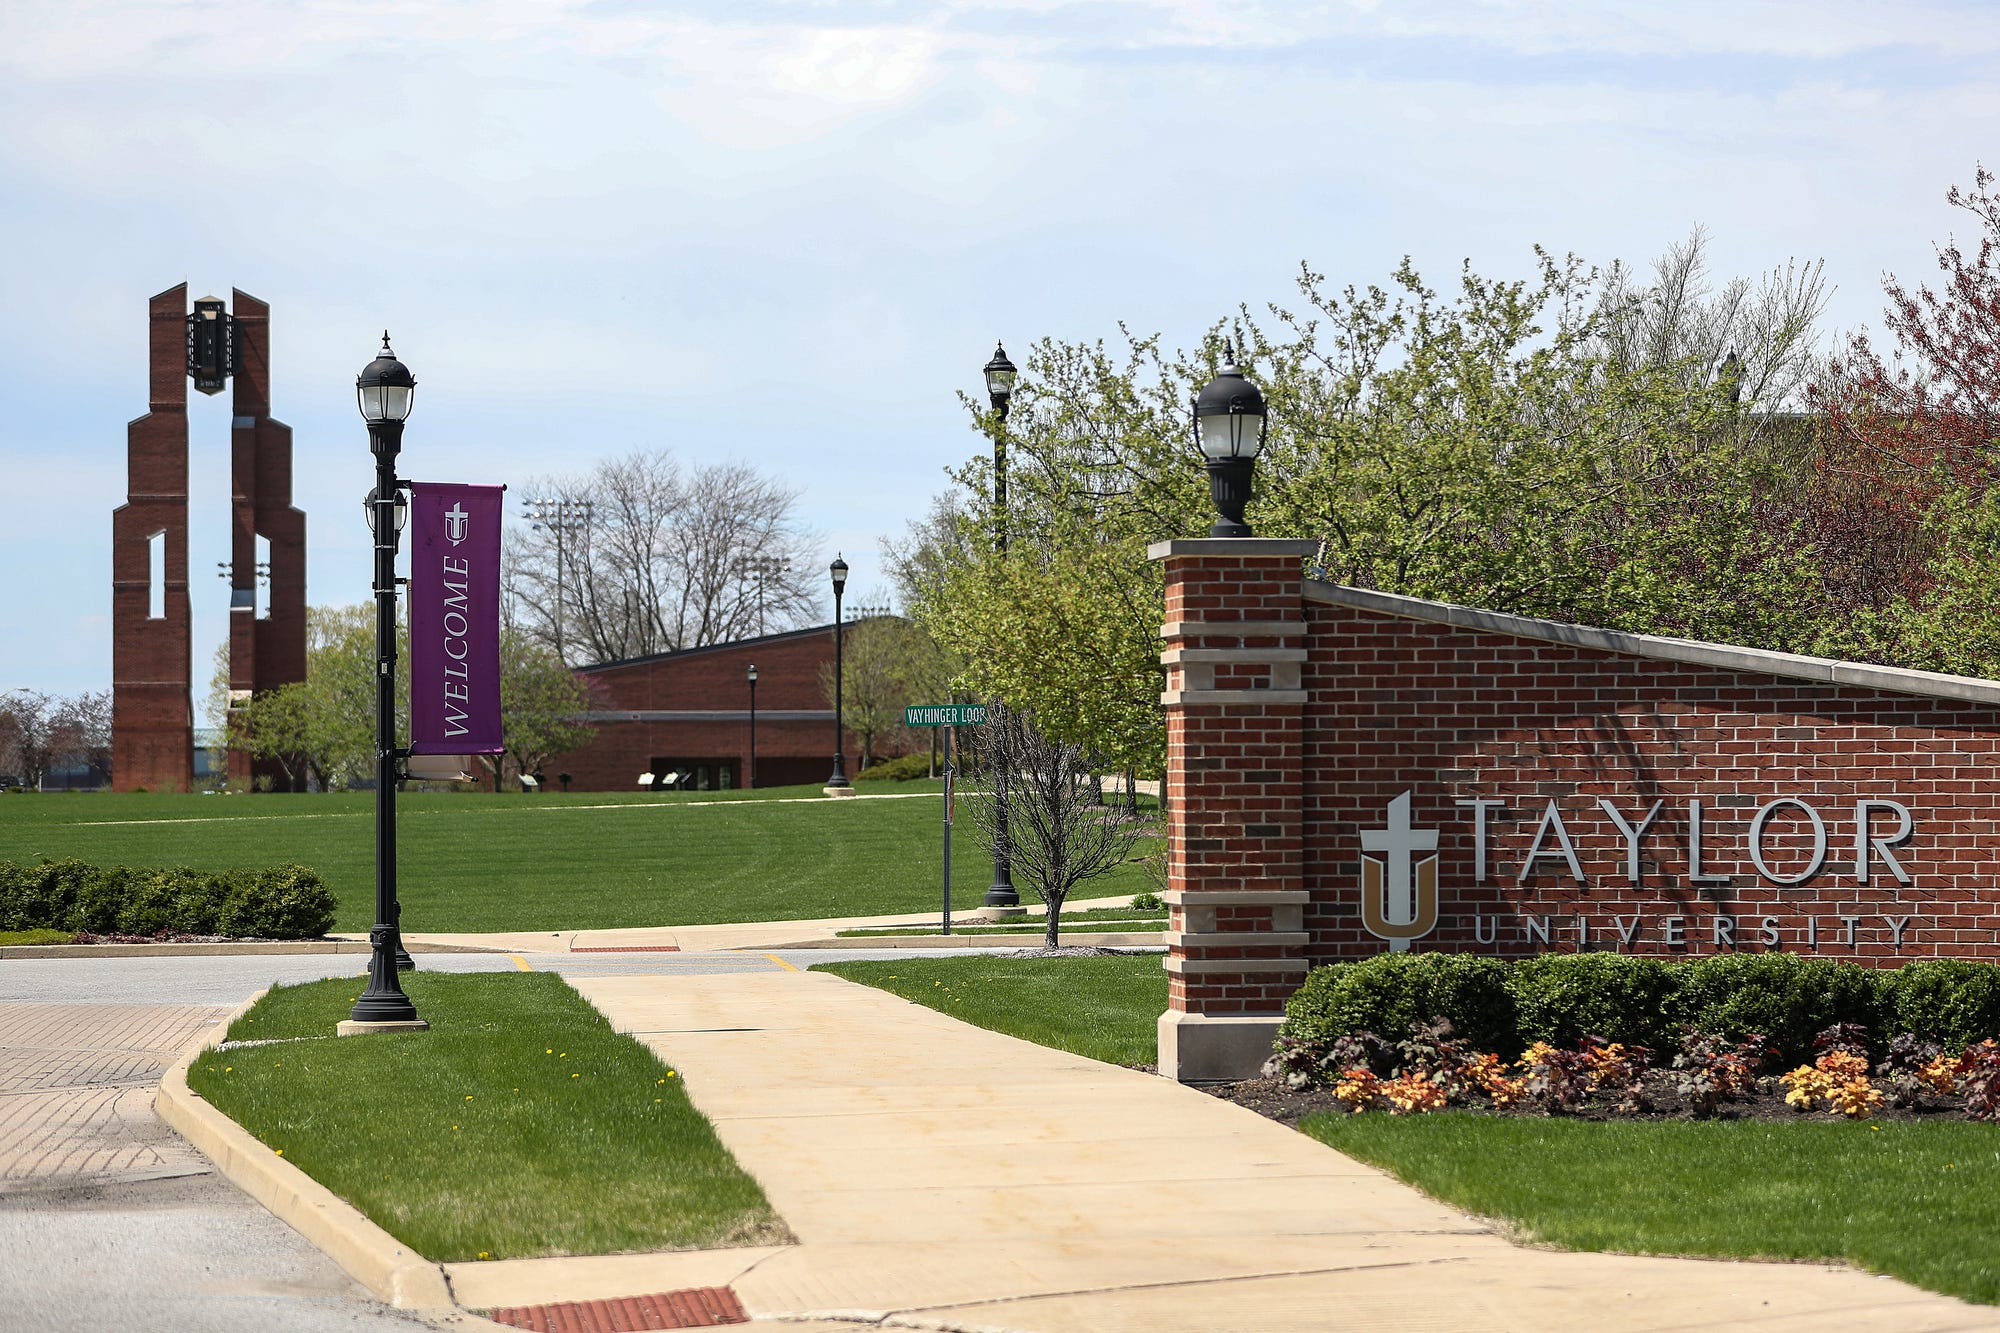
905;703;988;728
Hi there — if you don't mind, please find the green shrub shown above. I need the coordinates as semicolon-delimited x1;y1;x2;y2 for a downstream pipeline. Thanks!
857;753;933;781
1130;891;1166;912
1281;952;1516;1054
0;858;333;940
1282;951;1988;1063
0;859;95;933
116;868;209;936
1663;954;1887;1062
1889;960;2000;1050
73;866;136;934
217;865;337;940
1506;953;1676;1053
0;862;29;931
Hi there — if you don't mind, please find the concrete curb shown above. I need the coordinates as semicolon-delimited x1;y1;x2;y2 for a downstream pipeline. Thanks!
4;939;502;959
153;990;455;1311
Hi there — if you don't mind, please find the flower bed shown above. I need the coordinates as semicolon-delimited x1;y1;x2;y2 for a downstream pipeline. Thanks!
1261;1018;2000;1122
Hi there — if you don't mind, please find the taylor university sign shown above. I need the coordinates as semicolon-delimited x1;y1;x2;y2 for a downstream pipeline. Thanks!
408;483;504;756
1360;790;1926;953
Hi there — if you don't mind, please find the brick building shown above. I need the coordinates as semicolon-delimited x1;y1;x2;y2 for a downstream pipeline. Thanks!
550;624;859;792
1157;538;2000;1080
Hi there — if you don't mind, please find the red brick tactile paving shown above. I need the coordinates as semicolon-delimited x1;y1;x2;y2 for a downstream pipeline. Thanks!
570;946;681;953
486;1286;749;1331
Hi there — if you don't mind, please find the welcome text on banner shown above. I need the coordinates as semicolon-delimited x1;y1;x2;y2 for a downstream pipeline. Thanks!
408;482;505;755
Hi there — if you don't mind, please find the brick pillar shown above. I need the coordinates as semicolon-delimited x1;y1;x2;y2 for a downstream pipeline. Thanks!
1151;538;1318;1081
227;290;308;788
111;285;194;792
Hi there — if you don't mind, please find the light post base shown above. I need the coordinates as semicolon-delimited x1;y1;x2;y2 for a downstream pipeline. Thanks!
982;903;1027;920
335;1018;430;1037
823;785;859;798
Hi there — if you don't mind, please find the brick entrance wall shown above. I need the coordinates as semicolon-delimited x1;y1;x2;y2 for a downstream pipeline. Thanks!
1154;538;2000;1081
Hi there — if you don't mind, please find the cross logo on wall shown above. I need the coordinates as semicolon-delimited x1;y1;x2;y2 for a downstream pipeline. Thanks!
1360;791;1440;951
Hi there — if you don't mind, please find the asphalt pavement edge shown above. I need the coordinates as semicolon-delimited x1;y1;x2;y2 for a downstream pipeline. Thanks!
152;987;456;1311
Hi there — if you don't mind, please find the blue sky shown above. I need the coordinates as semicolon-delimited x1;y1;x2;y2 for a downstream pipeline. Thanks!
3;0;1998;698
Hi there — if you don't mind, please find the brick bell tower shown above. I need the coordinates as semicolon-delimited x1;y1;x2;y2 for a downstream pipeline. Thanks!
111;286;306;792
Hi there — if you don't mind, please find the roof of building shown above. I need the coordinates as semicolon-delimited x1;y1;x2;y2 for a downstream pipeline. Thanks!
577;616;900;673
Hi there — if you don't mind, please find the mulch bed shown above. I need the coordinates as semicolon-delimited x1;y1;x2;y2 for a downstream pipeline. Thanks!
1201;1073;1984;1125
68;931;301;945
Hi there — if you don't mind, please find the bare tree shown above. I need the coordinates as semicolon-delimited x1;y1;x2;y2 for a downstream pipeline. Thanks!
960;701;1150;949
508;449;821;664
0;691;52;786
0;691;112;788
1594;228;1832;415
48;691;111;786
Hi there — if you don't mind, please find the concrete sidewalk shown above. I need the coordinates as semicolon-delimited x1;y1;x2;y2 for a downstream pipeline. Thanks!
400;898;1145;955
453;969;2000;1332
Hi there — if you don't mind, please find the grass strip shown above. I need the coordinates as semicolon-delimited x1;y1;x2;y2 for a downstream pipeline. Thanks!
837;920;1166;937
1302;1112;2000;1305
836;905;1166;937
0;787;1157;933
0;928;76;945
188;971;788;1261
813;954;1166;1067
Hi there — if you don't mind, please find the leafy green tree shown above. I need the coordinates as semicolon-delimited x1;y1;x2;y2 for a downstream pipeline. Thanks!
226;606;378;791
899;242;1849;785
820;614;947;768
484;630;600;790
228;607;597;792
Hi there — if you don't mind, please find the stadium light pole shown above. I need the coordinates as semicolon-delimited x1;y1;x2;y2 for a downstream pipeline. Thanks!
346;334;422;1030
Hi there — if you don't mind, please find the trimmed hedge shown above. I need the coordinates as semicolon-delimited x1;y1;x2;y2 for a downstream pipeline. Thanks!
0;859;335;940
857;753;933;781
1279;951;2000;1064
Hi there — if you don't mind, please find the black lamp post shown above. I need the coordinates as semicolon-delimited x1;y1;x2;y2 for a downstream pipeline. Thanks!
826;557;850;790
746;662;758;790
347;335;422;1029
979;342;1021;909
1194;349;1269;537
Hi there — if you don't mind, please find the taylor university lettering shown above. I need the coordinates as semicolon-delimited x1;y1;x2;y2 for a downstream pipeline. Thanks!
1359;790;1930;954
1468;912;1921;950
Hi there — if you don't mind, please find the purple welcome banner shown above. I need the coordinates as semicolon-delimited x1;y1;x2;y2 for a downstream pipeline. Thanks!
408;482;504;755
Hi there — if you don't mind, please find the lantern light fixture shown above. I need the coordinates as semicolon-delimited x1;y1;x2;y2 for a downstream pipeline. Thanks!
1193;350;1269;538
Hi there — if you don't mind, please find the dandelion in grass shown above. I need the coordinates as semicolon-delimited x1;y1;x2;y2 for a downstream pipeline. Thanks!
477;1252;490;1260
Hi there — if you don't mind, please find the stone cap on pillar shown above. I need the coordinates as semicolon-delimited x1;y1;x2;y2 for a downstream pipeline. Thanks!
1147;538;1321;560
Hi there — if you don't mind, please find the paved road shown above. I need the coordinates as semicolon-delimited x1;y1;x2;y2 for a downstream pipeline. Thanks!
0;945;1025;1332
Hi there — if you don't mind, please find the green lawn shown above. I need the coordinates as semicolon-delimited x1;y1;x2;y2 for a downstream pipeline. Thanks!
0;786;1157;933
812;954;1166;1067
1304;1113;2000;1305
188;971;788;1261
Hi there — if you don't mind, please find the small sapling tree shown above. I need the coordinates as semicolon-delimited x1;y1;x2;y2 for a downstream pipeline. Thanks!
960;701;1150;949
